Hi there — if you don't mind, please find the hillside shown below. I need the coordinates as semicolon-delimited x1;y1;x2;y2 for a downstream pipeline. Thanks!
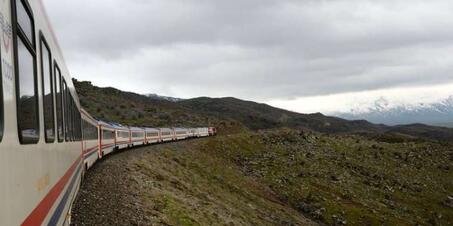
72;139;318;226
73;80;244;134
72;130;453;226
74;79;453;142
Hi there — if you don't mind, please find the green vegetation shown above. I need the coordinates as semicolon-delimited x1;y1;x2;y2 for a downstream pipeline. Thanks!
96;130;452;226
190;130;453;225
124;143;317;225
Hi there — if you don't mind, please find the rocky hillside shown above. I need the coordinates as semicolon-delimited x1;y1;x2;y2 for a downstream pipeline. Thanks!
203;130;453;226
74;79;453;142
72;130;453;226
72;139;318;226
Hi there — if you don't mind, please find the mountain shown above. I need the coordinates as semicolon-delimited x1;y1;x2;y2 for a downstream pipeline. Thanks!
179;97;387;134
336;96;453;127
73;79;453;141
146;93;184;102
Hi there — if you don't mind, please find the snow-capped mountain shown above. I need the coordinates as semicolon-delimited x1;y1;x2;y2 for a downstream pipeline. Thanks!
335;96;453;127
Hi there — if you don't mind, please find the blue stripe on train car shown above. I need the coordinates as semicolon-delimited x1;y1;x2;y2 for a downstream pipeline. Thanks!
47;165;82;226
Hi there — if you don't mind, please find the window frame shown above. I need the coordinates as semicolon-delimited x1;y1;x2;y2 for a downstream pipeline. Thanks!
62;79;69;142
39;33;55;143
54;63;64;142
12;0;40;144
0;28;3;143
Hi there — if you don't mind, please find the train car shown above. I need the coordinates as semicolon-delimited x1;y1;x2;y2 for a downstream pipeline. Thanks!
160;128;174;142
113;124;130;150
81;108;99;170
188;128;198;138
130;127;145;146
174;128;189;140
0;0;84;225
145;127;161;144
98;121;115;157
198;127;210;137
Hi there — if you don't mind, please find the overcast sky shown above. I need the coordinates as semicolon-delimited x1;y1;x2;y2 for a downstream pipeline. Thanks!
42;0;453;114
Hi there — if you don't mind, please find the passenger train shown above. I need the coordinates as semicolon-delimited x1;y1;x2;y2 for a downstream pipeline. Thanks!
0;1;217;225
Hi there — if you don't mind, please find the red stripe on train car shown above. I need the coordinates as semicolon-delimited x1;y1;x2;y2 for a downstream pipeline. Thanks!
83;146;98;155
21;156;82;226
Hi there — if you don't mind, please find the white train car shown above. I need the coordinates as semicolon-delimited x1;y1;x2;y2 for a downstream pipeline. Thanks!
188;128;198;138
145;127;160;144
130;127;145;146
160;128;174;142
198;127;210;137
114;124;130;150
98;121;115;157
0;0;83;225
174;128;189;140
81;108;99;170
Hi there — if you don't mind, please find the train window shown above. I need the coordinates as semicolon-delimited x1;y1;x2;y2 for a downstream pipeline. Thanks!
82;120;97;140
118;131;129;138
62;80;68;141
14;0;38;144
70;98;80;141
132;132;142;138
75;110;81;141
54;64;63;142
67;86;72;141
71;98;75;141
102;130;114;140
72;101;76;141
0;44;3;142
74;102;81;141
16;0;34;44
17;36;39;144
67;95;72;141
40;37;54;143
147;132;158;137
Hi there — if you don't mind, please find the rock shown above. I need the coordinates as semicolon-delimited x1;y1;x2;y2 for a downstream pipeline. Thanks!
444;196;453;208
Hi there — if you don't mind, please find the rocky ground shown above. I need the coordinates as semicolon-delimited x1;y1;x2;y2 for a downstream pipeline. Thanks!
71;130;453;226
71;139;318;226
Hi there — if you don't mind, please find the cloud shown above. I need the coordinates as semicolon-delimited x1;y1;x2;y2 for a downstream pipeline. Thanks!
42;0;453;111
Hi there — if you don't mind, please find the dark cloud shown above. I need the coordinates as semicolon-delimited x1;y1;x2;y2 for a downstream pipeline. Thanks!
43;0;453;102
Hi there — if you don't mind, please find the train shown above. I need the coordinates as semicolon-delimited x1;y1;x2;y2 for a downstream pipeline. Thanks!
0;0;217;225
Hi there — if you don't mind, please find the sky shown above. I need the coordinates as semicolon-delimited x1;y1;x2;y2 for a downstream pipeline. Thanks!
42;0;453;114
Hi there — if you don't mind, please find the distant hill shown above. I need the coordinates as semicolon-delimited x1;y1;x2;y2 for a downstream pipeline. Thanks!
179;97;386;134
336;96;453;127
146;93;184;102
73;79;453;141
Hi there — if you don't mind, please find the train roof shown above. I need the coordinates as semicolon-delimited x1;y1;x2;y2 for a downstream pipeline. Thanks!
98;120;129;130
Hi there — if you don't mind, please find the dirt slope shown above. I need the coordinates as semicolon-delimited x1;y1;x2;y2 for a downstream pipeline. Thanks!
71;139;318;226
